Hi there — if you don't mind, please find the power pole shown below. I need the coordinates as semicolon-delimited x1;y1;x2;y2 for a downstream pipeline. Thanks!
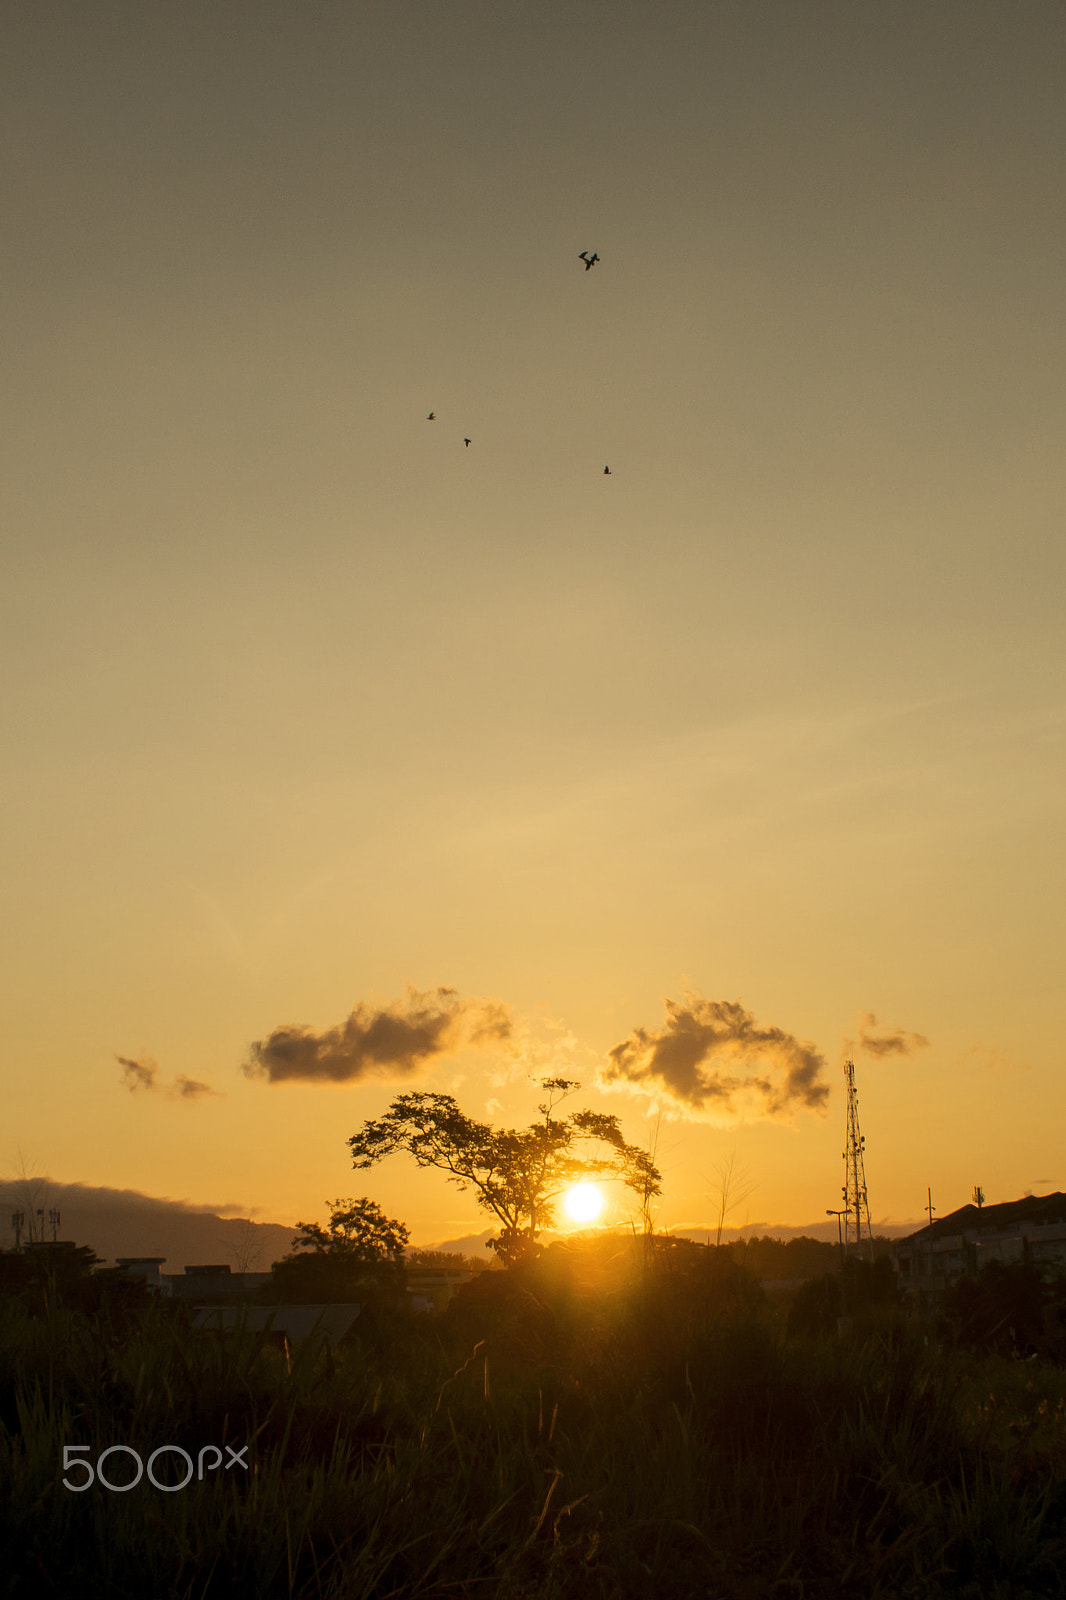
826;1206;848;1316
826;1207;847;1272
842;1060;872;1260
971;1186;984;1210
926;1187;936;1229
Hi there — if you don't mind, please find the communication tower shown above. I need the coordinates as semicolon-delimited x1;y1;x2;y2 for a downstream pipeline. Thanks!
841;1060;872;1258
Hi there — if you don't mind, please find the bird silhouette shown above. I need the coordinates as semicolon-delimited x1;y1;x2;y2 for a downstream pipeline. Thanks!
464;438;471;447
603;465;611;475
579;251;600;271
427;412;436;420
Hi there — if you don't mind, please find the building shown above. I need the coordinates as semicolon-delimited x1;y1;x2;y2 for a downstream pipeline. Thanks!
114;1256;167;1284
166;1264;275;1301
111;1254;475;1312
114;1258;273;1300
894;1192;1066;1312
404;1264;475;1313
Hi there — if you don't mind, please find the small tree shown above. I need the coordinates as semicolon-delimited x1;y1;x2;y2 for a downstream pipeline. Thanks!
8;1148;53;1245
225;1218;265;1275
348;1080;661;1265
291;1197;409;1264
406;1248;491;1271
623;1110;666;1238
266;1197;409;1304
0;1242;152;1321
706;1150;758;1252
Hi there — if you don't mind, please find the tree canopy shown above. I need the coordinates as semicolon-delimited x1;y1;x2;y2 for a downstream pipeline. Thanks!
0;1242;152;1319
407;1248;492;1271
347;1079;661;1262
290;1196;409;1265
265;1197;409;1304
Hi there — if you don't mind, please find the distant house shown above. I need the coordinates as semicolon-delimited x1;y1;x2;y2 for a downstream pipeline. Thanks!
166;1263;274;1301
109;1254;476;1314
404;1265;474;1313
114;1256;167;1285
112;1258;272;1300
894;1193;1066;1311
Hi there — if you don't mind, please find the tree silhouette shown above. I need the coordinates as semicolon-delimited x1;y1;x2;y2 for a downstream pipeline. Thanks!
9;1148;52;1245
407;1248;490;1270
265;1197;409;1304
225;1217;265;1275
706;1149;758;1251
290;1197;409;1265
348;1080;660;1264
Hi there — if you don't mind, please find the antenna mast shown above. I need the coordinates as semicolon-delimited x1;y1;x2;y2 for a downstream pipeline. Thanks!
842;1060;872;1259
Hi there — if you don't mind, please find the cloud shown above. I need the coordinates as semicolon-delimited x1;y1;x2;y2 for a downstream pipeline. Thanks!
118;1055;157;1092
601;994;829;1121
174;1075;216;1100
117;1055;218;1101
857;1013;929;1059
244;985;514;1086
487;1009;595;1089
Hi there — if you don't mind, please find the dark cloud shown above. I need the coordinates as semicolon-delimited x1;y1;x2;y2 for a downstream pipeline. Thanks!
857;1013;929;1059
244;986;514;1085
118;1054;158;1092
174;1075;215;1099
117;1055;218;1100
601;994;829;1120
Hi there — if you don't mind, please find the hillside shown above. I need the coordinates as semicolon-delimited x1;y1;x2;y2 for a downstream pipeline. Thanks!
0;1180;296;1273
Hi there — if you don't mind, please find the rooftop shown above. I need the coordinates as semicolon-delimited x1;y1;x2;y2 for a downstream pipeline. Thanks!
899;1192;1066;1245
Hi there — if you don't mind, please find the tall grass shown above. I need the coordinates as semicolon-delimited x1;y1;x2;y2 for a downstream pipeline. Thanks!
3;1243;1065;1598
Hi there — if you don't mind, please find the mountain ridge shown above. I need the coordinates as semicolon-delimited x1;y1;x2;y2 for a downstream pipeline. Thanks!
0;1178;926;1270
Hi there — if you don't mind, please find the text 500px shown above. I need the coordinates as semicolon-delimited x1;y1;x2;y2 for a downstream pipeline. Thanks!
62;1444;249;1491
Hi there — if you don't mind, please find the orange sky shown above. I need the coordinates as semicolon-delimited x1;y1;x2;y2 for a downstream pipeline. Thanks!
3;3;1064;1244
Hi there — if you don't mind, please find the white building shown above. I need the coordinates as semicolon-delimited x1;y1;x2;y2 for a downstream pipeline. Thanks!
894;1193;1066;1311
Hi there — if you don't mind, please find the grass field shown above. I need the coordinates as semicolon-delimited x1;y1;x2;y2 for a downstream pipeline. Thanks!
3;1238;1065;1599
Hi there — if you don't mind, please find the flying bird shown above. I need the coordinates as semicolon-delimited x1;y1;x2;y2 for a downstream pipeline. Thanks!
579;251;600;271
464;438;471;447
603;465;611;475
427;412;436;420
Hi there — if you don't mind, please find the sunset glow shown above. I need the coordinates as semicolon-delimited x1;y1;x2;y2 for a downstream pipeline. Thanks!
564;1184;605;1225
2;6;1064;1253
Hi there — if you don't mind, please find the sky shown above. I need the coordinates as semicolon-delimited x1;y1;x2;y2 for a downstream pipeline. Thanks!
3;2;1065;1246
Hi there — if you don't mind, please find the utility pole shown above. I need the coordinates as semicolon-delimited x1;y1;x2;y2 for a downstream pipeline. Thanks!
842;1060;872;1260
971;1186;984;1210
10;1211;25;1250
819;1203;845;1318
826;1208;847;1273
926;1187;936;1228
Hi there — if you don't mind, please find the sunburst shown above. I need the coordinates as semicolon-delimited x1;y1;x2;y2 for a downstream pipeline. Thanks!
563;1182;604;1224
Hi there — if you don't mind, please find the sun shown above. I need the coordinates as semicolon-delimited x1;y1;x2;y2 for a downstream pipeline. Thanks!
563;1182;604;1224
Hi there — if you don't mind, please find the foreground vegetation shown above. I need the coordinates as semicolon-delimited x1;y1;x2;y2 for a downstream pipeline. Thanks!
3;1237;1066;1599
